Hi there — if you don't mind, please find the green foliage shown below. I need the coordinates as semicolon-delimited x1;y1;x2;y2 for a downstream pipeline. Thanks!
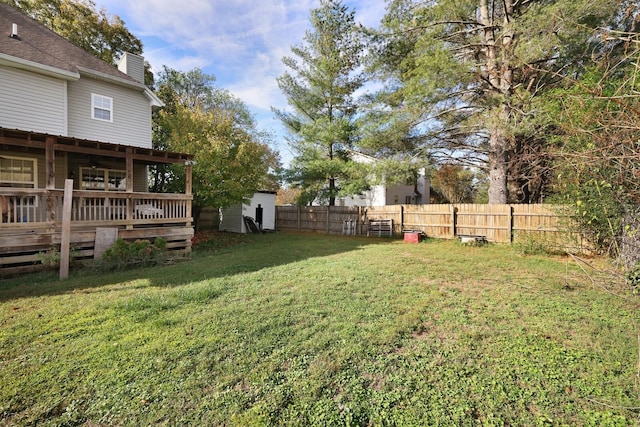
153;67;280;212
368;0;622;203
35;246;61;267
99;237;167;270
432;164;479;204
626;263;640;290
275;0;366;205
513;234;567;257
36;245;81;268
4;0;144;67
545;58;640;259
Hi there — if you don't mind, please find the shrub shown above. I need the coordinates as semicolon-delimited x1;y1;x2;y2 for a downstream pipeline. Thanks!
36;246;80;268
100;237;168;270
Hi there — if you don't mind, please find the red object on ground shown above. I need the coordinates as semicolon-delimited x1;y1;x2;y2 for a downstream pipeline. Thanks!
403;231;422;243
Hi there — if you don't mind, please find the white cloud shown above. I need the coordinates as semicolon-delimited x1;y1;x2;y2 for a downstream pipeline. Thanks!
97;0;386;164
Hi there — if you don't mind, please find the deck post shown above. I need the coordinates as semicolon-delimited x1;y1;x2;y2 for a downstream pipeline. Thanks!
45;136;55;189
45;136;56;225
185;162;193;226
59;179;73;279
125;147;134;192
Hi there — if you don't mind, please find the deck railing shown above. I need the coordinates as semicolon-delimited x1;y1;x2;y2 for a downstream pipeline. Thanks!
0;188;192;228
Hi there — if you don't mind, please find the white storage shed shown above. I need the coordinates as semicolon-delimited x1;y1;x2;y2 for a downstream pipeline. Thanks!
219;191;276;233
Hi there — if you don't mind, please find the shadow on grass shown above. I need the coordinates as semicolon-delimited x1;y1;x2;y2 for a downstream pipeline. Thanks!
0;231;399;302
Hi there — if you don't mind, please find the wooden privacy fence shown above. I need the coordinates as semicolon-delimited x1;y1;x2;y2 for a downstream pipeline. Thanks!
276;204;589;251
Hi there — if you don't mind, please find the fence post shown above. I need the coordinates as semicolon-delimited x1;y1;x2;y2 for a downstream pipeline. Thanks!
297;205;301;231
400;205;405;232
326;205;330;234
450;204;457;238
509;205;514;243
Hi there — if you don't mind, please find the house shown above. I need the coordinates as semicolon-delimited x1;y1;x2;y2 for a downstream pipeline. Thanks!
219;192;276;233
337;152;430;207
0;3;194;275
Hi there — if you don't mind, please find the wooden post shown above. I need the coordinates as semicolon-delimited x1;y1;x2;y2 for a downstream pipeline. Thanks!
125;148;134;230
451;204;457;238
297;205;301;231
509;204;514;243
185;162;193;227
125;147;134;192
59;179;73;279
45;136;55;189
45;136;56;226
326;205;330;234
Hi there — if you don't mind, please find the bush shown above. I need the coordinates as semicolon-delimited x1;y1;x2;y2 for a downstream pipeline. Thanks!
99;237;168;270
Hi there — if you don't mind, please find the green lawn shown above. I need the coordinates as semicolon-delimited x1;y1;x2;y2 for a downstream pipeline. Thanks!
1;232;638;426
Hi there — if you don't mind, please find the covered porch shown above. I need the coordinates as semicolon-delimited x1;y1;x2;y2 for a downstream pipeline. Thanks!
0;128;194;276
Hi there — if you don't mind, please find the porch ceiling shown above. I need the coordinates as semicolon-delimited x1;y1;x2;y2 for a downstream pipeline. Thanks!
0;127;194;165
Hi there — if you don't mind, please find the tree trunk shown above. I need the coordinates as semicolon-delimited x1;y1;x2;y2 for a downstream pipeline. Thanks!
488;121;509;204
481;0;513;204
328;177;336;206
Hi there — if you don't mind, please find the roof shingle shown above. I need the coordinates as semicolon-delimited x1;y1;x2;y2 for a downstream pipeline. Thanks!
0;2;139;83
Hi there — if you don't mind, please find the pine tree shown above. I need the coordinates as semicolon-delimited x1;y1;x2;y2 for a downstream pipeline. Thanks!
370;0;621;203
274;0;365;206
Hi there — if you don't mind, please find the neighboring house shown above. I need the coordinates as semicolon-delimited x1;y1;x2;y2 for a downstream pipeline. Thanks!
219;192;276;233
0;3;194;275
337;151;430;207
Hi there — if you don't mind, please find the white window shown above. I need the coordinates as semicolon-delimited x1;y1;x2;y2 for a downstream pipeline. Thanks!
80;167;125;191
0;156;38;210
92;93;113;122
0;156;37;188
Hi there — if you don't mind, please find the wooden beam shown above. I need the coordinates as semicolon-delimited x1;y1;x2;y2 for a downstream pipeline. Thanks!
59;180;73;279
185;163;193;226
126;147;134;192
1;126;194;165
45;136;55;189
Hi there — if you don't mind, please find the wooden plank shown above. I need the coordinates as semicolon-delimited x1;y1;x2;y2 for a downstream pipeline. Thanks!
59;179;73;279
94;227;118;259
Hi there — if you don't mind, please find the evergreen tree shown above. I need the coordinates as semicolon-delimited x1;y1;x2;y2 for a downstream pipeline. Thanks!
369;0;621;203
274;0;365;206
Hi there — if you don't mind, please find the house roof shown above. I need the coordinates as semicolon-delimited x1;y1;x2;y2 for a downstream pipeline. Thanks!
0;2;141;85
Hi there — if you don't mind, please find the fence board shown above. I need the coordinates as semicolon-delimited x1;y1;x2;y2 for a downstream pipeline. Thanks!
276;204;590;252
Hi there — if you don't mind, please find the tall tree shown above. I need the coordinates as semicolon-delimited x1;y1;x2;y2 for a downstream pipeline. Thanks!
154;68;280;228
2;0;143;67
432;164;478;204
369;0;621;203
274;0;365;206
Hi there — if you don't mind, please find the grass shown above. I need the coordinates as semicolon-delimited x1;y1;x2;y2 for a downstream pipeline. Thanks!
1;232;639;426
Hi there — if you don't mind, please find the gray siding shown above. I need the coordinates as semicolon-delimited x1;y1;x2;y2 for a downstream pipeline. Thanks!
0;65;67;135
67;77;152;148
117;53;145;84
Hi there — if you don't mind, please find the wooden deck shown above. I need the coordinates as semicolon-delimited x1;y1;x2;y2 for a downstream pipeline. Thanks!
0;188;193;276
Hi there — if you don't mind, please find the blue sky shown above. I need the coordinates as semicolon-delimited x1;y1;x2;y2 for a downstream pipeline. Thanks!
95;0;387;165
